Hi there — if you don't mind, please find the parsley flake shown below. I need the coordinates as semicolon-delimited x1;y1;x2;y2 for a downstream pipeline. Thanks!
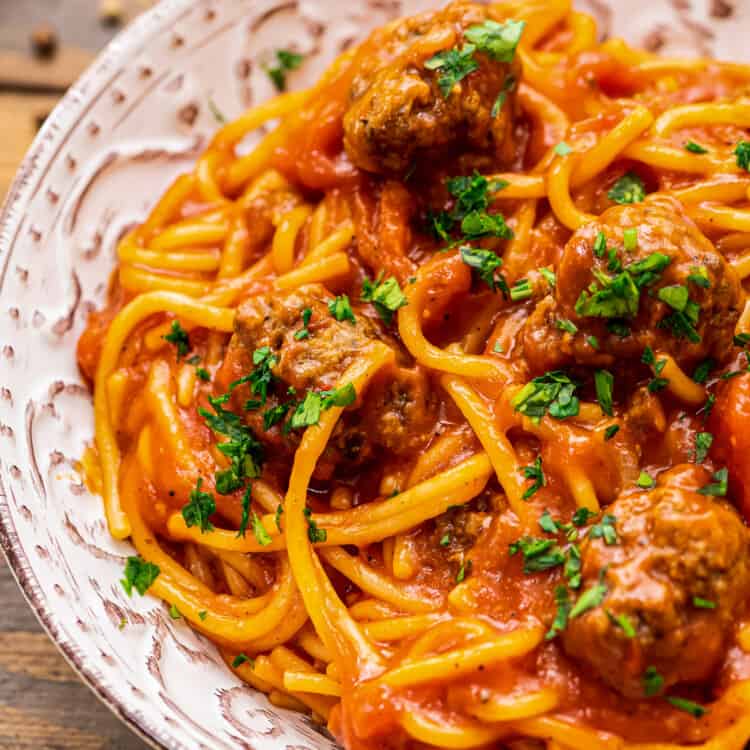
698;467;728;497
464;19;525;61
425;45;479;98
521;456;545;499
303;507;327;543
734;141;750;172
594;369;614;417
266;50;304;91
121;556;160;597
328;295;356;324
512;371;579;422
361;275;408;324
643;666;664;697
164;320;190;358
608;172;646;204
182;478;216;533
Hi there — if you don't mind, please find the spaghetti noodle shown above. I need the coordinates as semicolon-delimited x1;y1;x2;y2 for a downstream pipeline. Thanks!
77;1;750;748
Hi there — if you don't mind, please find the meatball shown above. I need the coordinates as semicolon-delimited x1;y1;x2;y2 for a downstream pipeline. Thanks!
522;196;742;374
229;284;437;457
343;2;521;174
561;465;750;699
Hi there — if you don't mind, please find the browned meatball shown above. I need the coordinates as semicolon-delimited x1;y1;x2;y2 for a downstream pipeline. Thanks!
561;465;750;700
231;284;437;458
522;196;742;374
343;2;521;174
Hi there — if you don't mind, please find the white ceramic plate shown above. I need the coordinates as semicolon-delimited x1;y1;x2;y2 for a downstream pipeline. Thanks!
1;0;748;747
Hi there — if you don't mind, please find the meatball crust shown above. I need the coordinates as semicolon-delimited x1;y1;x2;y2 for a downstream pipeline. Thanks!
561;465;750;700
343;1;520;174
229;284;437;457
522;196;742;375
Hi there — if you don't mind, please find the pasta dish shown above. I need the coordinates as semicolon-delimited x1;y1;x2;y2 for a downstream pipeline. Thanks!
77;1;750;747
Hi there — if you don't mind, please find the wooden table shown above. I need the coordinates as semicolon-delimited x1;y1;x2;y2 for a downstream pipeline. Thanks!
1;6;153;748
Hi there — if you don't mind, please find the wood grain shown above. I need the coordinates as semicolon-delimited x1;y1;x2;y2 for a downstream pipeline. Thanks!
0;559;150;749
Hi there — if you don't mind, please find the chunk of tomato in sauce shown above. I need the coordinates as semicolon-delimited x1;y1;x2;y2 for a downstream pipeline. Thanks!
710;372;750;519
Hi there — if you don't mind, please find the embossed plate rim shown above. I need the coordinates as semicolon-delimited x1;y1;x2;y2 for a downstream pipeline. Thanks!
0;2;205;747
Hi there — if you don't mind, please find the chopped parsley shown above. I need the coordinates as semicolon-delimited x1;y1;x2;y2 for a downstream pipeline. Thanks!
694;432;713;463
491;73;516;116
439;532;451;547
545;585;571;640
557;319;578;335
266;49;304;91
554;141;572;156
734;141;750;172
274;504;284;532
293;307;312;340
361;275;408;324
604;424;620;441
232;653;253;668
539;267;556;287
169;603;182;620
195;367;210;382
693;358;714;384
464;19;525;62
607;610;636;638
427;209;454;241
121;556;160;597
263;402;292;430
521;456;545;499
328;295;356;324
461;210;513;240
688;265;710;288
460;247;509;294
200;392;264;495
594;369;614;417
569;571;607;618
684;141;708;154
693;596;716;609
182;478;216;533
303;507;327;543
456;559;473;582
289;384;356;429
637;471;656;489
643;666;664;697
572;507;596;527
238;485;252;538
425;45;479;98
243;346;279;408
666;697;707;718
512;371;579;421
590;514;617;545
509;537;565;573
251;511;272;546
593;231;607;258
575;269;639;319
510;278;533;301
447;171;504;218
698;467;728;497
538;510;558;534
658;284;689;312
164;320;190;358
586;335;600;350
198;610;207;621
608;172;646;204
623;228;638;252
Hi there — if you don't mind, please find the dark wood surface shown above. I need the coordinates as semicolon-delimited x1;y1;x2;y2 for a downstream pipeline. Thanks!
1;5;154;748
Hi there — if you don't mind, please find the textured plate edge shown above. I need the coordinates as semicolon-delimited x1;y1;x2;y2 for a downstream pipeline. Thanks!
0;2;196;748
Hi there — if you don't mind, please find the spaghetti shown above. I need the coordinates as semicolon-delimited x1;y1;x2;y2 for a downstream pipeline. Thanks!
77;1;750;748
